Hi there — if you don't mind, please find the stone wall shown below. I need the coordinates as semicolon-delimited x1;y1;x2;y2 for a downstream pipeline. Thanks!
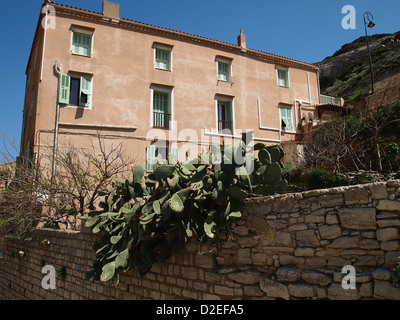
0;181;399;300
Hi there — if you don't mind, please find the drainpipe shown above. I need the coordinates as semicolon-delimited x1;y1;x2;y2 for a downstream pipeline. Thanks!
52;60;62;177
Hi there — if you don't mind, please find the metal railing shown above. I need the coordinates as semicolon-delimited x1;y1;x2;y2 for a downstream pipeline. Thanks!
218;120;233;133
153;111;171;128
320;94;343;106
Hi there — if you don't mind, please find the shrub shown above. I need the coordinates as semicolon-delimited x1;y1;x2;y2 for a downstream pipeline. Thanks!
389;259;400;288
306;168;348;190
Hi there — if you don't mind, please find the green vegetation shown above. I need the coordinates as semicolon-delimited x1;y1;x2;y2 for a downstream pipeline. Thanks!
82;132;288;282
305;168;348;190
321;32;400;99
389;259;400;288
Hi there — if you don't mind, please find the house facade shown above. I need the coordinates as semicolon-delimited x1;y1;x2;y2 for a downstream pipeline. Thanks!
21;0;321;172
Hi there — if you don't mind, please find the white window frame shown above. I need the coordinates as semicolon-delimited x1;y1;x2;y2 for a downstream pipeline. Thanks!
216;57;233;82
153;43;173;71
150;85;174;129
215;96;235;136
70;26;94;58
276;66;290;88
279;105;295;132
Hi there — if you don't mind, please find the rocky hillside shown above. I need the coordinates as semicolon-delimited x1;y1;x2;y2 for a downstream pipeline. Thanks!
316;31;400;100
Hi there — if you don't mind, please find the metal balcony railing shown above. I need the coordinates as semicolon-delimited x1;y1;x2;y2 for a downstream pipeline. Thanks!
320;94;343;106
153;111;171;128
218;119;233;133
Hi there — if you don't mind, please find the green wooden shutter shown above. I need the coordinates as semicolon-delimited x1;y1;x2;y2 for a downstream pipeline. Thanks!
218;62;229;81
72;32;92;56
79;76;91;107
280;107;293;130
146;145;156;172
170;147;179;164
278;69;288;87
155;48;170;70
59;73;71;104
153;92;168;127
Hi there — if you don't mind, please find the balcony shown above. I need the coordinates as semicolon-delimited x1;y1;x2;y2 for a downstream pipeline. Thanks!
153;111;171;129
320;94;343;107
218;119;233;133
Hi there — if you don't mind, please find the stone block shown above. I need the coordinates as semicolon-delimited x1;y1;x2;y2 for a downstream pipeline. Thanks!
243;285;265;297
344;186;370;205
251;253;267;265
275;231;293;246
202;293;221;300
214;285;235;296
377;219;400;228
227;271;260;285
381;241;399;251
294;247;314;257
259;277;289;300
195;253;215;269
338;207;376;230
276;267;302;282
374;280;400;300
376;228;398;242
369;183;388;200
372;268;391;280
302;271;332;286
327;283;361;300
318;225;342;240
288;283;314;298
359;239;380;249
328;236;359;249
236;248;252;265
279;255;305;266
377;200;400;212
359;282;373;297
319;194;344;207
296;230;320;247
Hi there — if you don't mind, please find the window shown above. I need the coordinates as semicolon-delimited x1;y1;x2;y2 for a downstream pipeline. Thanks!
151;86;173;128
155;48;171;70
146;144;179;172
217;99;233;133
71;30;93;57
218;61;230;81
58;73;92;108
217;58;232;82
277;67;289;87
280;106;293;131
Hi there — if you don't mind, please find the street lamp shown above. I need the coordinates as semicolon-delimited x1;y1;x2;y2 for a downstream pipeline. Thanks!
363;11;375;94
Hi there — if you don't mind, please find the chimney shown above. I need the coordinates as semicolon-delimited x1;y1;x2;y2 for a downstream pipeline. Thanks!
102;1;120;19
237;29;246;49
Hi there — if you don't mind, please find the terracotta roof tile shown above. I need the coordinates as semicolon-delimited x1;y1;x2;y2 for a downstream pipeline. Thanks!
41;1;318;70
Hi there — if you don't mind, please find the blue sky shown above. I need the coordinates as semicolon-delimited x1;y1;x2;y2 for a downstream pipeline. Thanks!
0;0;399;160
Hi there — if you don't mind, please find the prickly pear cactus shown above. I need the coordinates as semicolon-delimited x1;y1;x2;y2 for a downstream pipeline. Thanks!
83;130;287;282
